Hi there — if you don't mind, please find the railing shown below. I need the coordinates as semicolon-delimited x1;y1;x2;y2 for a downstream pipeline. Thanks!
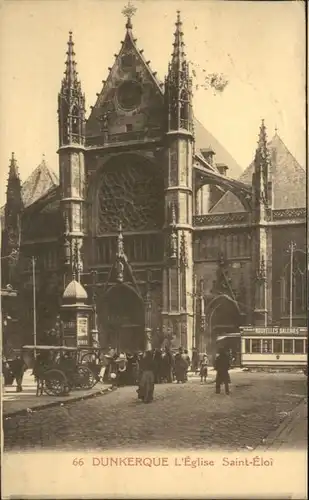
193;212;249;227
86;128;162;147
272;208;306;220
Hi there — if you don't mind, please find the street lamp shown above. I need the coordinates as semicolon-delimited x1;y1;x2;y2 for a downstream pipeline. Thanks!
31;256;37;356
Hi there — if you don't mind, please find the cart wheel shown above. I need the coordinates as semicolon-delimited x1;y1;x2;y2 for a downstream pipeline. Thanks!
43;369;68;396
75;365;96;390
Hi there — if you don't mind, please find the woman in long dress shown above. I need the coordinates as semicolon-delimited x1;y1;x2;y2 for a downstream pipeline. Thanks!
137;351;155;403
174;347;189;383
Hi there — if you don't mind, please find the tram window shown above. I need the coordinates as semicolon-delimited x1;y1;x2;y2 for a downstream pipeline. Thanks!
245;339;251;353
273;339;283;353
295;339;305;354
262;339;272;353
283;339;293;353
251;339;261;353
305;339;308;353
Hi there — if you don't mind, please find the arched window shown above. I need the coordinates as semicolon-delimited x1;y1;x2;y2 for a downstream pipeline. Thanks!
280;250;306;316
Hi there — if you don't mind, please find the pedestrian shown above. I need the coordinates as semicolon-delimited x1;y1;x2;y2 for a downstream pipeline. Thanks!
137;350;155;403
191;348;199;374
10;355;27;393
174;347;188;383
161;347;173;383
214;348;231;395
199;353;209;383
115;352;127;387
153;348;162;384
183;349;191;381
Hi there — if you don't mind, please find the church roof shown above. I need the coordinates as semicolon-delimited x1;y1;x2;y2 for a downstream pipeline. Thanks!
210;133;305;213
1;158;59;228
194;118;243;179
21;158;58;208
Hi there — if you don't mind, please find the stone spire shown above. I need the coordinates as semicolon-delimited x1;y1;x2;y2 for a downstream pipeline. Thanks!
171;11;186;75
3;153;23;285
58;31;85;146
62;31;80;91
165;11;193;132
253;119;270;206
6;153;22;209
8;152;20;181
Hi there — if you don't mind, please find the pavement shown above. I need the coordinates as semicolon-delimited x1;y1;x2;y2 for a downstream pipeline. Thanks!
2;369;115;417
2;367;241;417
3;370;307;451
256;397;307;451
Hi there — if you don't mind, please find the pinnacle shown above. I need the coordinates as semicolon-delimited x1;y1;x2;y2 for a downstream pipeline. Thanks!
254;119;270;177
8;152;20;180
62;31;80;89
171;10;186;67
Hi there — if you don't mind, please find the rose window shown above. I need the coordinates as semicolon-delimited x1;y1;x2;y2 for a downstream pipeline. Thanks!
97;158;163;233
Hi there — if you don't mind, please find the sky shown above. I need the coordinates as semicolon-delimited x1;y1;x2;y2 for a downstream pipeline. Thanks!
0;0;306;206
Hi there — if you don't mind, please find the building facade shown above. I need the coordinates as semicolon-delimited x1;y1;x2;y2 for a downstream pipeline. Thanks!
1;11;306;358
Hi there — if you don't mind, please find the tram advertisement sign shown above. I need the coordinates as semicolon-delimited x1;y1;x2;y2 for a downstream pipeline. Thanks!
77;316;88;346
240;326;307;336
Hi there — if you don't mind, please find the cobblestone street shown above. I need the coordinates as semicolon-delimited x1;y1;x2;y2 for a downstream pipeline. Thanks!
3;371;307;451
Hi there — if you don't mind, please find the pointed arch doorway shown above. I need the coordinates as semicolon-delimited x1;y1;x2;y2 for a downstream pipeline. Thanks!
99;284;145;352
203;294;242;364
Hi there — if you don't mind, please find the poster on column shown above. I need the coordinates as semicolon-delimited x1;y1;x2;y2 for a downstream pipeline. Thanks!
1;1;306;499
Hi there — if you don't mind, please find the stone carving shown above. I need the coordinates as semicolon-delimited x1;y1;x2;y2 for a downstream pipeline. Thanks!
273;208;306;220
169;143;178;186
211;254;235;298
71;153;80;197
97;159;163;233
179;231;188;267
179;142;188;185
193;212;249;227
72;205;81;232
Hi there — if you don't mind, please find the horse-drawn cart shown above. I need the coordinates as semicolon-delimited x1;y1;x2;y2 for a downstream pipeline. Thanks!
22;345;99;396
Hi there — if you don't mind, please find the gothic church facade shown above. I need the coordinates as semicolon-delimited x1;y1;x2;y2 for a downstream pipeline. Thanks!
1;11;306;357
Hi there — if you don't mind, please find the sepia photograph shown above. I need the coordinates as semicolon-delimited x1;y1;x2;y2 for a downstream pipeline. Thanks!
0;0;307;498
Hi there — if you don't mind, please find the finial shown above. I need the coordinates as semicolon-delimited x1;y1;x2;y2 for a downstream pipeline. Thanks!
8;151;20;179
275;125;278;135
117;221;124;256
122;0;137;30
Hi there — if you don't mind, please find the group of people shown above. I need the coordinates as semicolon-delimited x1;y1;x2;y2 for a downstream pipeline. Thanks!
2;345;232;399
102;345;232;403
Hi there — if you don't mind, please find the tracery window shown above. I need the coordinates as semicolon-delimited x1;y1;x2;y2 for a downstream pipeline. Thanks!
96;156;164;233
280;251;306;316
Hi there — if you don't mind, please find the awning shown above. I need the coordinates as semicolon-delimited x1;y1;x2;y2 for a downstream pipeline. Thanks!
1;288;17;297
216;332;241;342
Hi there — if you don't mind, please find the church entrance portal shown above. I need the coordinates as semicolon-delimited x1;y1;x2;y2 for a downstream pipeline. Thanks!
100;285;145;353
202;295;241;365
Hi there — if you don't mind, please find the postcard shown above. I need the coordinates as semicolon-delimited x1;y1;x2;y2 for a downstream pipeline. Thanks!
1;0;307;498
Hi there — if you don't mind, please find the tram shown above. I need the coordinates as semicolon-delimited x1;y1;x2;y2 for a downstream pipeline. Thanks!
240;326;307;368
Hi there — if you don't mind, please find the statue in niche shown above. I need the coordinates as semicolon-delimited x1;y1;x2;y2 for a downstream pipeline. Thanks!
170;230;177;260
